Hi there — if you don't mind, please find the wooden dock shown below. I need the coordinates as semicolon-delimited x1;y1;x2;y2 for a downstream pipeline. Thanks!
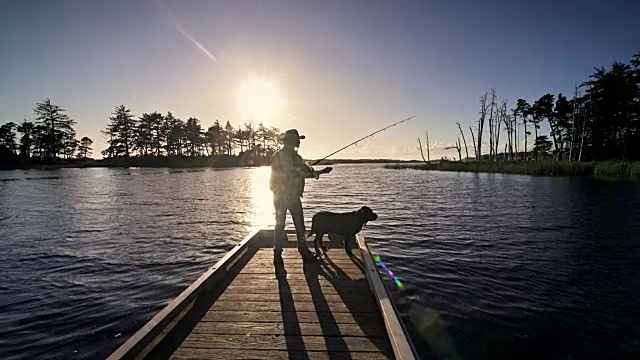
107;230;416;360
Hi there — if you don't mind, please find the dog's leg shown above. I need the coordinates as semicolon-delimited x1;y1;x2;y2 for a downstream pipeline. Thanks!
321;233;329;254
344;234;356;253
314;233;324;257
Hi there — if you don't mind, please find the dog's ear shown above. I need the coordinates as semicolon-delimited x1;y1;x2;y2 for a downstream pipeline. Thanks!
357;206;375;222
358;206;371;214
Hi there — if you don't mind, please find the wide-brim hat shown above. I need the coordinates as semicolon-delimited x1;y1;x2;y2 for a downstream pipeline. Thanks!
278;129;305;143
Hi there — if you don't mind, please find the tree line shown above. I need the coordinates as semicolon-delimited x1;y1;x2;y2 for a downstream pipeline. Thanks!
0;98;93;161
442;50;640;162
101;105;283;159
1;100;285;163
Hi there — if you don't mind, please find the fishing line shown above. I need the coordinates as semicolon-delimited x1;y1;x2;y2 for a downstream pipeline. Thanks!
310;115;416;166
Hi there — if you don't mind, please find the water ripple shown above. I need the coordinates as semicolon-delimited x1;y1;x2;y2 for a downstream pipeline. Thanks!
1;166;640;359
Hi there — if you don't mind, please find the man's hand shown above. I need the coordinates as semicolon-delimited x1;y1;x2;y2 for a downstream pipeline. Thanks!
310;167;332;179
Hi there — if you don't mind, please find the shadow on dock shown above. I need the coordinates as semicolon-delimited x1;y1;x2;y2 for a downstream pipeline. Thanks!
142;244;393;359
275;261;311;359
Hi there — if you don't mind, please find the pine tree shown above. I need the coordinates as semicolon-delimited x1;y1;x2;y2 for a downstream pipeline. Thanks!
33;98;76;159
164;112;184;156
256;122;267;157
149;112;165;156
104;105;136;157
77;137;93;158
205;120;223;155
136;113;154;156
17;120;35;158
223;121;235;155
0;122;17;154
184;117;203;156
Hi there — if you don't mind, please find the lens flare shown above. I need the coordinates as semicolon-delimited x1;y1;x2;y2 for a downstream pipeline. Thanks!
375;255;404;289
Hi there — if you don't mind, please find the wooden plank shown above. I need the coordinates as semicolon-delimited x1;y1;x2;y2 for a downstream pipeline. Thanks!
179;334;392;352
249;255;359;261
239;266;365;276
224;278;370;291
223;282;370;295
229;273;367;282
188;321;386;337
207;300;377;313
200;310;384;325
246;256;362;265
170;348;392;360
357;235;416;360
106;230;260;360
244;260;362;270
215;293;375;305
253;250;362;260
223;284;367;295
248;260;362;269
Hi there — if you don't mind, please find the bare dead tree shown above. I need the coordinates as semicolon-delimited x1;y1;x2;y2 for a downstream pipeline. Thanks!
469;126;477;160
501;104;512;160
504;142;508;162
488;89;497;161
478;92;489;162
568;85;578;162
578;89;591;162
578;105;586;162
417;138;428;164
456;122;469;162
522;108;529;161
425;130;430;163
511;111;517;160
499;119;503;161
505;112;512;161
445;139;462;163
513;116;516;160
512;109;518;160
500;102;508;160
494;100;505;161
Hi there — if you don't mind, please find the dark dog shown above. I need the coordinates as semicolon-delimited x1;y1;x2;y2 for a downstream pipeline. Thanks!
307;206;378;256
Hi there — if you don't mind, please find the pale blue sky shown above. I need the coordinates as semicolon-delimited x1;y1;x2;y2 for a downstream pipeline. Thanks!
1;0;639;159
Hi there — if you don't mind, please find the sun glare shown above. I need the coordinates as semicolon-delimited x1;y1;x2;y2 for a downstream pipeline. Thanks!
248;166;274;229
237;78;282;121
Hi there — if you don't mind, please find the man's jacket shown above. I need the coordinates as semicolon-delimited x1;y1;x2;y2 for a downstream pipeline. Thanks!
270;147;314;201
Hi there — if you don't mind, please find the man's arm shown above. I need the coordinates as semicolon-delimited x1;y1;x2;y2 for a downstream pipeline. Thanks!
292;153;317;178
271;151;316;178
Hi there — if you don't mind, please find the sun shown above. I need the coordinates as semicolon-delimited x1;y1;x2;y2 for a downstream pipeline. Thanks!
237;77;283;121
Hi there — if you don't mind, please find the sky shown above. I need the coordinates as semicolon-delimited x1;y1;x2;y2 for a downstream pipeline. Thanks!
1;0;639;160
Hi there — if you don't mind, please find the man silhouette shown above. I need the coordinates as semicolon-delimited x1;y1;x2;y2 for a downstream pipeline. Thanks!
270;129;331;262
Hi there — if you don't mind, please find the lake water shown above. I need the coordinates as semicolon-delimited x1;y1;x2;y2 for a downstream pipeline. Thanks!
1;165;639;359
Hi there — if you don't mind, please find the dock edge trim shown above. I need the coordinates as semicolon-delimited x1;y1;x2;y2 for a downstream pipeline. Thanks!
358;234;417;360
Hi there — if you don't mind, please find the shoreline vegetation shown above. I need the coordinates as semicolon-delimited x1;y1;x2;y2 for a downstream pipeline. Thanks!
386;160;640;179
390;50;640;179
0;98;418;171
3;51;638;176
0;154;418;171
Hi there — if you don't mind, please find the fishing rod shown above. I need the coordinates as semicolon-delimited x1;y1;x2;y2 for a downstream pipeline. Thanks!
310;115;416;166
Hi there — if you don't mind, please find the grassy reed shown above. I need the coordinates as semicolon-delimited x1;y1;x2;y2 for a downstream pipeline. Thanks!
386;161;640;178
593;161;640;178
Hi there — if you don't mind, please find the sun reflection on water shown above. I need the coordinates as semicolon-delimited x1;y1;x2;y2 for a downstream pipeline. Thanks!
248;166;275;230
